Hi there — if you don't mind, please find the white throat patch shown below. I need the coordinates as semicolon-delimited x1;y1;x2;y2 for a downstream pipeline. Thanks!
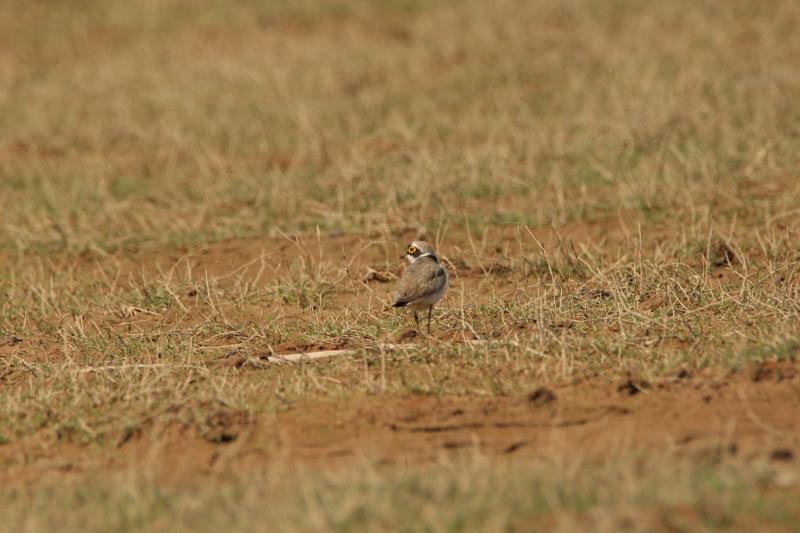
408;252;436;264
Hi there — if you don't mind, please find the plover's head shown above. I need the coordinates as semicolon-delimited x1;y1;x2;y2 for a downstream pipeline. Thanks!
404;241;438;263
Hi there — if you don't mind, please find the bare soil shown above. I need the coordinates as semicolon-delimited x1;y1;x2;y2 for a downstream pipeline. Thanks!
2;353;798;488
1;233;798;491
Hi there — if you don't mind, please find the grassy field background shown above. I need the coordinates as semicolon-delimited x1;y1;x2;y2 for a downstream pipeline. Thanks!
1;0;800;531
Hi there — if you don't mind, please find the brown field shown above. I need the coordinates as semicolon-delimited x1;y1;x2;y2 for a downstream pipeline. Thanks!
2;0;800;531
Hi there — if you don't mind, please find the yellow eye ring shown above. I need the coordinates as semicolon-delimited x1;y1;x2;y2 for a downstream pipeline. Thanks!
407;246;417;254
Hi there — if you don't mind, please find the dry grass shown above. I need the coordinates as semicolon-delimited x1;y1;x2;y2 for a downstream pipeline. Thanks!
2;0;800;531
4;456;797;532
3;0;799;253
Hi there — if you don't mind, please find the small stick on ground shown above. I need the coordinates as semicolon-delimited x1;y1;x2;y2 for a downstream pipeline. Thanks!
262;340;490;364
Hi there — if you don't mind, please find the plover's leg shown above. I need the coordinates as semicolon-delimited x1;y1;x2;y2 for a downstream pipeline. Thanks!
427;306;433;334
413;311;419;331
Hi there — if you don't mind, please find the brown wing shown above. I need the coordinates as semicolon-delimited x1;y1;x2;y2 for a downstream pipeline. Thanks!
393;257;446;305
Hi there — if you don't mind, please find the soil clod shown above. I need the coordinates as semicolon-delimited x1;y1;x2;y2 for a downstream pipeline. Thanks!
708;240;739;267
527;387;557;406
504;441;527;454
618;378;651;396
770;448;794;462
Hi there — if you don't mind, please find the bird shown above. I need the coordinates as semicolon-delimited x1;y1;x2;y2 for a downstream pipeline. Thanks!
391;240;448;334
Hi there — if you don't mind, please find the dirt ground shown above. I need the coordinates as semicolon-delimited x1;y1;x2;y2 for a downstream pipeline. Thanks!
2;232;798;492
3;0;800;529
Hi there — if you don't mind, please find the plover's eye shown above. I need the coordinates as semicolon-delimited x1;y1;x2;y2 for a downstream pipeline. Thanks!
407;246;417;255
